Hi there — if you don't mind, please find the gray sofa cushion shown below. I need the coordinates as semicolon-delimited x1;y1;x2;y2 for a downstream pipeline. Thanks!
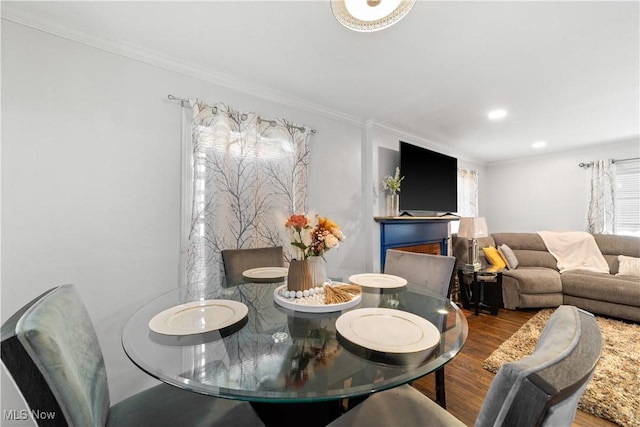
561;270;640;306
492;233;558;270
492;233;548;251
501;267;564;309
503;267;563;294
593;234;640;274
498;244;519;269
563;295;640;323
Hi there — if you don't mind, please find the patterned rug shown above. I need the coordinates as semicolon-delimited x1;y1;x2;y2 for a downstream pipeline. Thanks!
483;309;639;427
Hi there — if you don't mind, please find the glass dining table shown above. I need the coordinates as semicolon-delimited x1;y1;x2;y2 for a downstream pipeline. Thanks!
122;279;468;425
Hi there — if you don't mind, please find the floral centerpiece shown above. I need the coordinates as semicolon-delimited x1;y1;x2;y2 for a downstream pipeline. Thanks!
284;213;345;292
381;167;404;217
285;214;345;260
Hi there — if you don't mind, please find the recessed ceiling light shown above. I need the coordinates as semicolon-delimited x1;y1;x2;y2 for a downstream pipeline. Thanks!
487;109;508;120
532;141;546;149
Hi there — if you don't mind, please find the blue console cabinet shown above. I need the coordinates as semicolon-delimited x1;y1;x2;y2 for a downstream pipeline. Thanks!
374;217;458;270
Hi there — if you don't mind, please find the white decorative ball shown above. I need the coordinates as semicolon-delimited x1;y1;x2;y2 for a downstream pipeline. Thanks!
303;290;310;298
296;291;303;299
309;288;316;296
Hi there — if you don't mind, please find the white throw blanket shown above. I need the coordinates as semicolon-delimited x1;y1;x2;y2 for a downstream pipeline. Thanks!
537;231;610;274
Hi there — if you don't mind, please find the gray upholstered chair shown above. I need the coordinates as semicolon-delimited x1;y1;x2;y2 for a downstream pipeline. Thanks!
383;249;456;407
222;246;285;286
1;285;265;427
384;249;456;298
327;305;602;427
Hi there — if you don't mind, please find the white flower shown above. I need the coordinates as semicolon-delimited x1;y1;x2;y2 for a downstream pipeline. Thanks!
325;234;339;249
382;167;404;194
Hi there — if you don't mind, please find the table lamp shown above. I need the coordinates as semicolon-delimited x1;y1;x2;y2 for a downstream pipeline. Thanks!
458;217;489;271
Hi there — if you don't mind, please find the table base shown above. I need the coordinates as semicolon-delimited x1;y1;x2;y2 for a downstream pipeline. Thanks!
251;400;343;427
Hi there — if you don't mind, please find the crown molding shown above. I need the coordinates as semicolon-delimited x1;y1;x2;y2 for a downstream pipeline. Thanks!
486;135;640;168
368;120;486;165
1;5;364;128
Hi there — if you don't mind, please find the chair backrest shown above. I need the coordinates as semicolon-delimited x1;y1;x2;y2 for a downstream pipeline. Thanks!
383;249;456;298
475;305;602;427
1;285;110;427
221;246;285;285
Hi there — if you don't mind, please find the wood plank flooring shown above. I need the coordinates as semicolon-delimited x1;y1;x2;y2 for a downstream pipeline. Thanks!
412;307;617;427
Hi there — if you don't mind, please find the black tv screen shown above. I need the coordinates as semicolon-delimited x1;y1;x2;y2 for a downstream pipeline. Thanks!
399;141;458;214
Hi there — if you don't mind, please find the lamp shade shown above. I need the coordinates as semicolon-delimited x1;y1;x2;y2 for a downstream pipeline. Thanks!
458;217;489;239
331;0;417;32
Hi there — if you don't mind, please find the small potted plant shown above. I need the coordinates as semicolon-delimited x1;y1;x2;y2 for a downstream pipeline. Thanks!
382;167;404;217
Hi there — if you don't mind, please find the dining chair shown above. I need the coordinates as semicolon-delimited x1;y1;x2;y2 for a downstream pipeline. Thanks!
327;305;602;427
1;285;265;427
384;249;456;298
383;249;456;408
222;246;285;286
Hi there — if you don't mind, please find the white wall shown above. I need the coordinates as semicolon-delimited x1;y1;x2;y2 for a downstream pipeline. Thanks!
1;20;365;418
484;138;640;232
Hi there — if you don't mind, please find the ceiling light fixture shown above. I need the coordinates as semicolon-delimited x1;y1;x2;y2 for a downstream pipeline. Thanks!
331;0;417;32
532;141;547;149
487;109;508;120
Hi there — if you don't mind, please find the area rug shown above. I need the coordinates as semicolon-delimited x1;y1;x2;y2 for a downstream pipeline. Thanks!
483;309;639;427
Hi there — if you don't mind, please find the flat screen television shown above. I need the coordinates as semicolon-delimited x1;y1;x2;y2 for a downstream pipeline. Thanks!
398;141;458;215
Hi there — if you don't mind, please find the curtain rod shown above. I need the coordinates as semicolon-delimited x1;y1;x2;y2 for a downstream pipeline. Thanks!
578;157;639;168
167;94;316;134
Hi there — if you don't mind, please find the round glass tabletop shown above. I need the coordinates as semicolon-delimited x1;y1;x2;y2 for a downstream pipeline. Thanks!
122;281;468;403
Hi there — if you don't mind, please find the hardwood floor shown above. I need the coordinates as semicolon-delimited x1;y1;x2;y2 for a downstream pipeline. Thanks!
412;307;617;427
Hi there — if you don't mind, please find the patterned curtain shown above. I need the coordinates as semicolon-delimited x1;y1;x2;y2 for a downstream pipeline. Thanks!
187;100;311;291
588;159;616;234
457;168;479;217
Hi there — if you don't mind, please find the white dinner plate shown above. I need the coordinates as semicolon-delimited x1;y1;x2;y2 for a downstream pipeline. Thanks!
335;308;440;353
273;284;362;313
149;300;248;336
348;273;408;289
242;267;288;282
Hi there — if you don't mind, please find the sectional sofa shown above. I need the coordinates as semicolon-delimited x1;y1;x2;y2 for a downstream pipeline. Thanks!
452;232;640;323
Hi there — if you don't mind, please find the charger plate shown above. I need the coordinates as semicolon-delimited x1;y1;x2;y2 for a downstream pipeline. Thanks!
335;308;440;353
348;273;407;289
242;267;288;282
273;283;361;313
149;300;248;336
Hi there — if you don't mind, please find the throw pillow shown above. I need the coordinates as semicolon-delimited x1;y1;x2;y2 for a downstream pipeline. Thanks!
616;255;640;278
498;244;519;270
482;246;507;269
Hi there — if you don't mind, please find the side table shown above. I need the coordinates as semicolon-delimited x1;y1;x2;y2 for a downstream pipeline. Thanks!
457;266;504;316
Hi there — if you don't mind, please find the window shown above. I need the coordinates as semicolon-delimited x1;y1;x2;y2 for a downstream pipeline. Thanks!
615;160;640;236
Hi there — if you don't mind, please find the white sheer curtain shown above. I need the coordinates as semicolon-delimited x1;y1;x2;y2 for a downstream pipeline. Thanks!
451;168;479;234
457;168;479;217
587;159;616;234
186;100;312;292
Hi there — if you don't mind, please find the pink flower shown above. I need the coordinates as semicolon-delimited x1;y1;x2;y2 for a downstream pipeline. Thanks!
285;214;309;231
